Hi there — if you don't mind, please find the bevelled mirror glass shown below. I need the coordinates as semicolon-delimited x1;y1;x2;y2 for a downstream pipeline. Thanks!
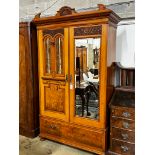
56;36;63;74
74;38;100;120
44;37;51;74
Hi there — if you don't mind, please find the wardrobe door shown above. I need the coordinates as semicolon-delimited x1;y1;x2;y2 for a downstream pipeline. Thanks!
38;28;69;121
69;25;108;128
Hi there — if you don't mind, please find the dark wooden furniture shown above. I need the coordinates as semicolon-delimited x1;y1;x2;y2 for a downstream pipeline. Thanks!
109;87;135;155
76;47;87;73
33;4;120;155
19;22;39;137
113;62;135;87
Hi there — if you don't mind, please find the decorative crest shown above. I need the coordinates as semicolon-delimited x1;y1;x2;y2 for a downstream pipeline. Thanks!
98;4;106;10
34;12;41;19
56;6;76;16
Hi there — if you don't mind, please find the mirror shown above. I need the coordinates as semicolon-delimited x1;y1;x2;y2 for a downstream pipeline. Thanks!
74;38;100;120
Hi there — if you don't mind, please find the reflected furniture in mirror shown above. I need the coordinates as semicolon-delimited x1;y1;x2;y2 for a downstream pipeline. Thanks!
75;38;100;119
33;4;120;155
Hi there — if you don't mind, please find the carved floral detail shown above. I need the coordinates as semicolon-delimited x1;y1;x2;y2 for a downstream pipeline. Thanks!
74;25;102;36
43;29;64;37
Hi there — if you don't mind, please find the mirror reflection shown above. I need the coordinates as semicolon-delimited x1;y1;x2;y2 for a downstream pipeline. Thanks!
75;38;100;120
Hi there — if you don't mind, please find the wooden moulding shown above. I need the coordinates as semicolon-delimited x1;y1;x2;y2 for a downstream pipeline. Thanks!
33;5;121;26
19;22;30;28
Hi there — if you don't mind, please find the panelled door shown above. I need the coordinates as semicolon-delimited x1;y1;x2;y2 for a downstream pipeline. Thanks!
38;27;69;121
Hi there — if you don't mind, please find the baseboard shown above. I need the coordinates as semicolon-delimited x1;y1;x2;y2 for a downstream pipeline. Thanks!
19;127;39;138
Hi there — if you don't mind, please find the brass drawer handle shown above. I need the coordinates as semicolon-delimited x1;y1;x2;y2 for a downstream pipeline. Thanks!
122;112;131;118
121;133;128;140
50;124;57;129
121;145;128;152
122;122;129;129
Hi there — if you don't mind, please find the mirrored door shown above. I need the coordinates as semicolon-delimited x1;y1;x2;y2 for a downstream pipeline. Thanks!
69;25;106;127
75;38;100;120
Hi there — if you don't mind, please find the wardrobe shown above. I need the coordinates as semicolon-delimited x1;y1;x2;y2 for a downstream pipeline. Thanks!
33;4;120;154
19;22;39;137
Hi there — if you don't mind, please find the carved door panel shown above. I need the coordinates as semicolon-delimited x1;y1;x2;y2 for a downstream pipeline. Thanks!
38;28;69;121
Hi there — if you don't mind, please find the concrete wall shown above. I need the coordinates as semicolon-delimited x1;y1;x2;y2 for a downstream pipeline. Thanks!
116;20;135;67
19;0;135;21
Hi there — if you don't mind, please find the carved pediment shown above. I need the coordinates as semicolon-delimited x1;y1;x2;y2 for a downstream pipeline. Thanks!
97;4;106;10
56;6;76;16
34;13;41;19
33;4;121;26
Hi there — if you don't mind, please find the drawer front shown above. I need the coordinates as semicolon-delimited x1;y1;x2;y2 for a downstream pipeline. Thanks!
111;107;135;120
70;126;103;148
40;117;104;149
111;117;135;130
112;127;135;143
40;118;62;137
111;139;135;155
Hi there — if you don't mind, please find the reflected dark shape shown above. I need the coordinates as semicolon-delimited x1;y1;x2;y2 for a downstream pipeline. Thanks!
93;47;99;65
76;57;80;85
89;68;98;76
75;82;99;117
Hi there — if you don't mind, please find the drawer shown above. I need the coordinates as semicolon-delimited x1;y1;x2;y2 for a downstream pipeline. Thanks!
70;125;103;148
111;107;135;120
111;117;135;130
111;127;135;143
111;139;135;155
40;117;104;150
40;118;62;137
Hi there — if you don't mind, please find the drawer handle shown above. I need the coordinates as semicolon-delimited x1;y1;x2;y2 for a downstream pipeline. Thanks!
121;145;128;152
122;122;129;129
121;133;128;140
49;124;57;130
122;112;131;118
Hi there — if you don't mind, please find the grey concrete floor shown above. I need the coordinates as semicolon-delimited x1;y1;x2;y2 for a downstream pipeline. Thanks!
19;135;95;155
